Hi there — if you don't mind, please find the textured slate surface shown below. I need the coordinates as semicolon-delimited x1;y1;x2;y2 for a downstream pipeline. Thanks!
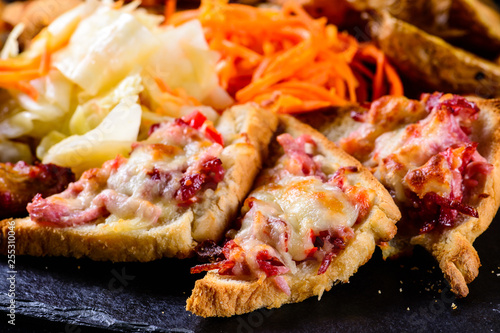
1;214;500;333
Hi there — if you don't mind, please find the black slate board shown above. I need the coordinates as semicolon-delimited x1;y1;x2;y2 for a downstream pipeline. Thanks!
1;213;500;333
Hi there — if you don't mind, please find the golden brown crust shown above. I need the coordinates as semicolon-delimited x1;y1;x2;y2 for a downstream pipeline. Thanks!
0;103;278;262
371;12;500;97
0;213;195;262
186;115;400;317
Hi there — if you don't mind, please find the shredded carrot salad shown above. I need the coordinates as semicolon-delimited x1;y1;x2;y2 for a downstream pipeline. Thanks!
169;0;403;113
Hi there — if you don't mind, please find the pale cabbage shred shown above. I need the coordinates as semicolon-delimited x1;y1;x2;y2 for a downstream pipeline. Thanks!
0;0;232;174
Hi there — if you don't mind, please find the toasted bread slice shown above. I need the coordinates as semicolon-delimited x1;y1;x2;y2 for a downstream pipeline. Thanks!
371;12;500;97
300;95;500;297
186;115;400;317
0;103;278;262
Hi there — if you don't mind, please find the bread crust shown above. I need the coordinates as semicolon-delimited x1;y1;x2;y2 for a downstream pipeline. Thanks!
186;115;400;317
0;103;278;262
371;12;500;97
301;98;500;297
192;104;278;242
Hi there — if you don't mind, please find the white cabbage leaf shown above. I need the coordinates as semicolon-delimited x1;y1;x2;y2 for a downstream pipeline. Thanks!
0;69;75;139
24;0;100;59
121;1;164;29
36;130;67;160
144;20;232;111
42;97;141;176
53;5;159;95
70;73;143;135
1;23;24;59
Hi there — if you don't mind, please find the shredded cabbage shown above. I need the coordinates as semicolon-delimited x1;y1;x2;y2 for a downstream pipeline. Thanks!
42;97;141;176
53;5;159;95
1;23;24;59
0;69;75;139
23;0;100;59
144;20;232;111
70;73;143;135
36;131;67;160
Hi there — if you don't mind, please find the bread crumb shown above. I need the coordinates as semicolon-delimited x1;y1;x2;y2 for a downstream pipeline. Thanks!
399;288;402;292
451;303;457;310
378;290;381;294
411;267;419;271
400;280;403;284
407;307;410;311
77;266;81;269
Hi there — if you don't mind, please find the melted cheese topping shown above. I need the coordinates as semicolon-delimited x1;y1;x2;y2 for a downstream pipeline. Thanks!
30;120;225;228
236;176;358;266
104;126;221;225
369;107;472;202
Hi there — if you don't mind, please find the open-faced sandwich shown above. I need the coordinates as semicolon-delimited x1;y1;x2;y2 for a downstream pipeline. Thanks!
0;103;277;261
186;115;400;317
299;93;500;297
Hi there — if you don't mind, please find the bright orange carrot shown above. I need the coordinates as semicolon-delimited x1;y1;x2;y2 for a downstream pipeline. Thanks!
163;0;177;25
0;36;52;100
168;0;405;113
384;61;404;96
